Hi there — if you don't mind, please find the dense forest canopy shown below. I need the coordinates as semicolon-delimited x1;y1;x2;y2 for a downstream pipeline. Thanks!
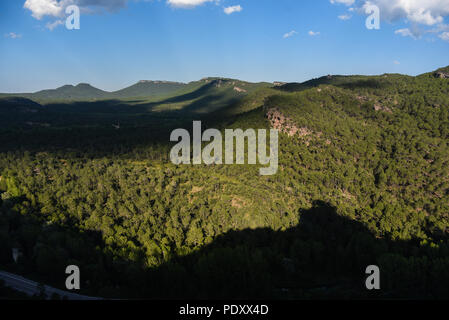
0;68;449;299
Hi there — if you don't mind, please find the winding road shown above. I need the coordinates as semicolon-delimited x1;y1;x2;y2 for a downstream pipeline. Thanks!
0;270;101;300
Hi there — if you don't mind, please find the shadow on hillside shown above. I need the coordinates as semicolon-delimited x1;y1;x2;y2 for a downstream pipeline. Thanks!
277;76;341;92
2;197;448;300
180;93;241;114
279;76;388;93
150;81;219;105
0;82;245;156
131;80;240;114
338;79;387;90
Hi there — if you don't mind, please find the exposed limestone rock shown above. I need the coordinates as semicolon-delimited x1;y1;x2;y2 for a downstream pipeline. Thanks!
266;108;303;137
234;86;247;93
435;72;449;79
373;104;392;113
266;108;322;146
266;108;334;147
341;189;355;200
231;197;247;209
356;95;369;102
191;186;204;194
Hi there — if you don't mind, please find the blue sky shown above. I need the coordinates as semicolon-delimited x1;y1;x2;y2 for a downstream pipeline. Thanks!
1;0;448;92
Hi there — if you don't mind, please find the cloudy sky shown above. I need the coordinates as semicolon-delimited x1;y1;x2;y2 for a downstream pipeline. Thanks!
0;0;448;92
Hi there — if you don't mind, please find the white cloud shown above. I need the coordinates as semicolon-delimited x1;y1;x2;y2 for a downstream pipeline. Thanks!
46;19;64;30
439;31;449;41
23;0;222;32
363;0;449;26
394;28;421;39
23;0;219;20
224;5;242;15
393;60;400;64
331;0;449;26
407;8;443;25
4;32;22;39
167;0;214;8
331;0;449;43
24;0;64;19
395;28;413;37
330;0;355;5
283;30;297;39
23;0;146;31
428;23;449;33
308;30;320;36
23;0;130;20
338;14;352;20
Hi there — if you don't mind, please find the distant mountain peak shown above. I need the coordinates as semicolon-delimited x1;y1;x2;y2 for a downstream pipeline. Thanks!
137;80;184;85
58;84;75;89
76;83;94;87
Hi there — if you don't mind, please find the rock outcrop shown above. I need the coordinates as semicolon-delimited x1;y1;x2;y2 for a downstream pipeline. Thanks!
234;86;247;93
267;107;318;137
266;108;302;137
434;72;449;79
373;104;392;113
266;108;329;146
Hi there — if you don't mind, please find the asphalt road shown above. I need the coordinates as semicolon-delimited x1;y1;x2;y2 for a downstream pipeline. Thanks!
0;270;101;300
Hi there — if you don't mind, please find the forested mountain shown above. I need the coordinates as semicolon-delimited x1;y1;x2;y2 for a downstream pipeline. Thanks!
111;81;186;99
0;67;448;299
0;77;270;104
34;83;110;100
0;81;182;101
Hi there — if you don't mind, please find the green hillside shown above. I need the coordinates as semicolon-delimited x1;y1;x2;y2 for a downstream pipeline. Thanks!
0;67;449;299
435;66;449;74
111;81;186;99
140;78;272;114
2;81;187;102
31;83;110;101
0;78;271;105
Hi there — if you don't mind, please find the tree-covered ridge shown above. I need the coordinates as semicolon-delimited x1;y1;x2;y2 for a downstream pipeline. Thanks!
265;83;449;238
0;77;271;104
0;78;272;131
0;67;448;299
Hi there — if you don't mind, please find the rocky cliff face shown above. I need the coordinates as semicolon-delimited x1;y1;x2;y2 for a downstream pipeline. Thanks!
266;108;328;146
434;72;449;79
266;108;301;137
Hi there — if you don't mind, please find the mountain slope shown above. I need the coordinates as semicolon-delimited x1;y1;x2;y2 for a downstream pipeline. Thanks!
127;78;272;114
0;96;43;110
0;78;272;104
31;83;110;101
111;81;187;98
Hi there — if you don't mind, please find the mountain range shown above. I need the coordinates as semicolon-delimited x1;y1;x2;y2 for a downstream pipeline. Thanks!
2;65;449;104
0;78;271;102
